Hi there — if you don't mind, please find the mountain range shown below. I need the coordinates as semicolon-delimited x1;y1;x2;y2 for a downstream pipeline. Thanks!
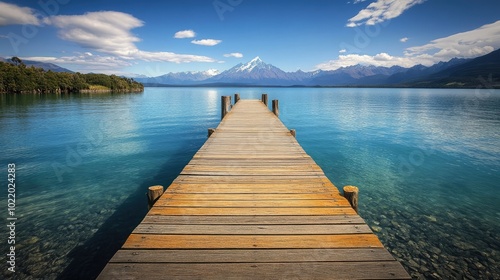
3;49;499;88
135;50;499;88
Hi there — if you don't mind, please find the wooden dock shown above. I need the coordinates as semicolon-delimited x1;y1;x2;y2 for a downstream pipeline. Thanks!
98;98;410;279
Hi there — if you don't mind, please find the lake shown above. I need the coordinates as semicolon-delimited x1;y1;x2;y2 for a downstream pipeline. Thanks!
1;87;499;279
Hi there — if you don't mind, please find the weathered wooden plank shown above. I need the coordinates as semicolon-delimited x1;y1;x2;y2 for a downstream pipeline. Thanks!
159;193;344;201
166;186;332;195
187;159;316;163
202;136;297;141
173;175;328;184
166;182;332;188
123;234;383;249
154;199;350;208
186;160;318;166
148;207;357;216
165;186;334;194
182;165;323;172
180;170;325;176
192;154;311;159
199;147;301;151
199;147;302;152
132;224;372;234
166;180;337;189
140;215;366;225
109;248;398;263
193;152;307;156
98;262;411;279
201;139;299;143
197;148;301;151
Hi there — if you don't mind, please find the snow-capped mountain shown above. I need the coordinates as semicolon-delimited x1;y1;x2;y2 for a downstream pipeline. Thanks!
207;56;302;85
126;52;499;87
134;57;415;86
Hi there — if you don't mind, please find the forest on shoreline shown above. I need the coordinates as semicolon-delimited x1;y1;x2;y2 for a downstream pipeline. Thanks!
0;57;143;94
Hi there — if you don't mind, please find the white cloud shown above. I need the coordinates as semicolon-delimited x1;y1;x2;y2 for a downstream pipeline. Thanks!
352;0;368;3
316;20;500;71
339;49;347;53
21;53;133;70
33;50;215;66
400;37;409;43
191;39;222;46
44;11;216;64
316;53;421;70
405;20;500;60
24;52;214;74
0;2;41;26
223;52;243;58
133;50;215;63
174;29;196;38
347;0;426;27
46;11;143;56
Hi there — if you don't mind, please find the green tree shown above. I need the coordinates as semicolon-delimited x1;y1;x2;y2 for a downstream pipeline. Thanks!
10;56;23;66
0;61;143;93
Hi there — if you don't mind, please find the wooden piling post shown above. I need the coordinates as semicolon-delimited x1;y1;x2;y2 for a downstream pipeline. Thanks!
290;129;296;138
221;95;231;120
261;94;268;106
234;93;240;104
343;185;359;213
208;128;215;137
272;99;279;117
147;185;164;209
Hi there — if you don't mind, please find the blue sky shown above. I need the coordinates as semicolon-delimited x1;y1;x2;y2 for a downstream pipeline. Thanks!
1;0;499;76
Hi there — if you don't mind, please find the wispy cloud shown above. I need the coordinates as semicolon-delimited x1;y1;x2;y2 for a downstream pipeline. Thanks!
316;53;420;70
316;20;500;70
21;53;133;70
223;52;243;58
400;37;409;43
22;50;216;73
405;20;500;60
43;11;216;65
0;2;41;26
339;49;347;53
174;29;196;38
347;0;426;27
133;50;215;63
191;39;222;46
45;11;143;56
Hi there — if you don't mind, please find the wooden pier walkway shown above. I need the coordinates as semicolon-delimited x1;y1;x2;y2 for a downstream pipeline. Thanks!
98;98;410;279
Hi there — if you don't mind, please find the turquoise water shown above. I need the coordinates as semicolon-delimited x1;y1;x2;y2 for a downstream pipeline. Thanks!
0;87;499;279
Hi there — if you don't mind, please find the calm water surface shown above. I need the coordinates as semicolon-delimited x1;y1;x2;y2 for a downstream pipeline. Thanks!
0;87;499;279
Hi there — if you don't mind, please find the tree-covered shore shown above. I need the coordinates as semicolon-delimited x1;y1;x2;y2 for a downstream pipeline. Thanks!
0;58;143;94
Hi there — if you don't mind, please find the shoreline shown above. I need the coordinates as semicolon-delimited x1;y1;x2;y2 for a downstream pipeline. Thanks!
0;88;144;94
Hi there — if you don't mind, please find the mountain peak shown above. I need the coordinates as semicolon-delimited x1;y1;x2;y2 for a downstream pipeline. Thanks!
250;56;262;63
236;56;267;72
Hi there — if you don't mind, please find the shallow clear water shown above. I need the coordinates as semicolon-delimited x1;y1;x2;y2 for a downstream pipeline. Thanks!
0;87;499;279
